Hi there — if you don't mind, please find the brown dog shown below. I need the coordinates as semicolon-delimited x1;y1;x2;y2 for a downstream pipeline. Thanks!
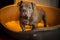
17;1;47;31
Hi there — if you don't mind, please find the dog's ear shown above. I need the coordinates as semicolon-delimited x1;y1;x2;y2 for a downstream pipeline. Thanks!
17;1;23;6
31;2;36;10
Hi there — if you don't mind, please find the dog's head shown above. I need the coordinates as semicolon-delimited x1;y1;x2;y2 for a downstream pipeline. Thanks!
17;1;36;17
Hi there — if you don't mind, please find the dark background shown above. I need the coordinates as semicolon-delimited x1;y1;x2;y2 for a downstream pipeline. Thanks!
58;0;60;8
0;0;60;9
0;0;14;9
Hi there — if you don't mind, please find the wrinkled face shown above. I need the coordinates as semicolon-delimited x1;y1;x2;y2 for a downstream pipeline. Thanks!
18;1;34;19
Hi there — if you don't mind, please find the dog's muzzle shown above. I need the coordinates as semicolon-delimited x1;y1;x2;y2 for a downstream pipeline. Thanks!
22;9;27;16
22;12;27;16
21;12;28;19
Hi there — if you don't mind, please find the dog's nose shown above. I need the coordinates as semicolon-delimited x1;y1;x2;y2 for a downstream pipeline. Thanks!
23;10;26;12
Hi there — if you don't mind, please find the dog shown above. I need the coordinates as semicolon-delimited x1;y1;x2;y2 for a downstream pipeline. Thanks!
17;1;47;31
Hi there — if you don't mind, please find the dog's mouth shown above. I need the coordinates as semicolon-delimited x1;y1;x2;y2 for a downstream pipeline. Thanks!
22;12;27;16
21;12;28;19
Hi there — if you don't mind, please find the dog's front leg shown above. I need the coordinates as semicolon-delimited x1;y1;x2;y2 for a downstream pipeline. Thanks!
32;23;37;30
20;23;26;31
42;15;47;27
